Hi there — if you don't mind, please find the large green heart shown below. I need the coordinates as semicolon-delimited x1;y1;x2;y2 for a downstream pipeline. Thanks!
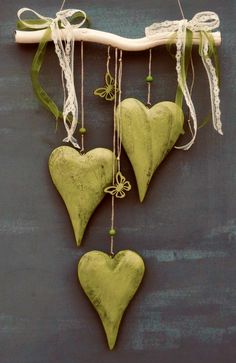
78;250;145;350
49;146;113;246
117;99;184;202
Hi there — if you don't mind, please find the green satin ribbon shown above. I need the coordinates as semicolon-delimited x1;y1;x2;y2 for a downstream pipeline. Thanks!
17;19;49;31
17;15;90;123
30;27;62;121
167;29;220;129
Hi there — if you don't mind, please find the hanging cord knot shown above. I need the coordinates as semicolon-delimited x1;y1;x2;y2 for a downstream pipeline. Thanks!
145;11;222;150
17;7;87;149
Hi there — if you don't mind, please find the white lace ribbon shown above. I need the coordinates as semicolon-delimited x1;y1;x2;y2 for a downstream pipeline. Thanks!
18;8;87;149
145;11;223;149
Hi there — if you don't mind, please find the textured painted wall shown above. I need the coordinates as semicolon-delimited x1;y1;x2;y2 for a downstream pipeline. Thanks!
0;1;236;362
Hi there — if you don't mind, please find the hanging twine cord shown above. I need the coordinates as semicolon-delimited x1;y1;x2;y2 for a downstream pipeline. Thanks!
177;0;185;20
109;48;125;256
110;48;119;255
117;50;123;172
60;0;66;11
147;49;152;106
80;41;85;152
107;46;111;74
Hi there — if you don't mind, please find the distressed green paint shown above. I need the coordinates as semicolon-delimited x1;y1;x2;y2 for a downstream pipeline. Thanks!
49;146;113;246
78;250;145;350
117;99;184;202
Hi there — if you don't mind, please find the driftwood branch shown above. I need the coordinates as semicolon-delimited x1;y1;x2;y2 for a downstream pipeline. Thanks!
15;28;221;51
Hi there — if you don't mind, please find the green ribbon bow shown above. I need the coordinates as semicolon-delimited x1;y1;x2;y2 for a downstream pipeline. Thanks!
17;8;90;123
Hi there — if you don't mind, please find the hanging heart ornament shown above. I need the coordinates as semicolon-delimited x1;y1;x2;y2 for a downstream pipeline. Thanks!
78;250;145;350
49;146;113;246
117;99;184;201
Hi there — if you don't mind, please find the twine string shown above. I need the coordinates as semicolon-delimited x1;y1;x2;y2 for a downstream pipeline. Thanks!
60;0;66;11
177;0;185;20
80;40;85;152
110;48;123;256
147;48;152;106
117;50;123;172
110;48;118;255
107;45;111;74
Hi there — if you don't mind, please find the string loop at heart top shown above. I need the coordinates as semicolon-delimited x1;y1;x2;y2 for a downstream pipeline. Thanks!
146;11;223;150
17;7;87;149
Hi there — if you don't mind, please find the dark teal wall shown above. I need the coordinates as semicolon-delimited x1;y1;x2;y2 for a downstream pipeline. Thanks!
0;1;236;362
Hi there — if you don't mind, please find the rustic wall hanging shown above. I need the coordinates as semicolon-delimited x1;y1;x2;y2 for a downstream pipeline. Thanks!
15;0;223;350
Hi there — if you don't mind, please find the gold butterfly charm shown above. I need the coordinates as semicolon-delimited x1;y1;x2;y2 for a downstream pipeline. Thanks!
94;72;118;101
104;171;131;198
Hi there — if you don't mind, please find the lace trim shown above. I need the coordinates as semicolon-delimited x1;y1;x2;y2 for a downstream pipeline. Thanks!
17;8;87;148
50;10;86;148
146;11;222;149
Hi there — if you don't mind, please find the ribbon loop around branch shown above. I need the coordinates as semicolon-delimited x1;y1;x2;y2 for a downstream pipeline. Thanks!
55;9;87;28
145;11;220;37
17;7;88;148
17;7;53;29
188;11;220;32
145;11;222;149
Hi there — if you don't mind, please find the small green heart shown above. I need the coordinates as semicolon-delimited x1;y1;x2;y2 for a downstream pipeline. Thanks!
78;250;145;350
49;146;113;246
117;99;184;202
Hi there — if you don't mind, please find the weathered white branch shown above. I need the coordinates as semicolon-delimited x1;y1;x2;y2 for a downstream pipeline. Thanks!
15;28;221;50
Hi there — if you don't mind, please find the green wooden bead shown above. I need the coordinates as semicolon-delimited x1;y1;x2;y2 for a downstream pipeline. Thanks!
79;127;87;134
109;228;116;236
146;75;153;83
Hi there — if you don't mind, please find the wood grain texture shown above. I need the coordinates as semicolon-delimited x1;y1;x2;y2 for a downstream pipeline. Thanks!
49;146;113;246
117;99;184;201
78;250;145;350
0;0;236;362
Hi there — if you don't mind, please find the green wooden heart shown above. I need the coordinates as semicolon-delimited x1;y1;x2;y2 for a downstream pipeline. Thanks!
117;99;184;202
78;250;145;350
49;146;113;246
